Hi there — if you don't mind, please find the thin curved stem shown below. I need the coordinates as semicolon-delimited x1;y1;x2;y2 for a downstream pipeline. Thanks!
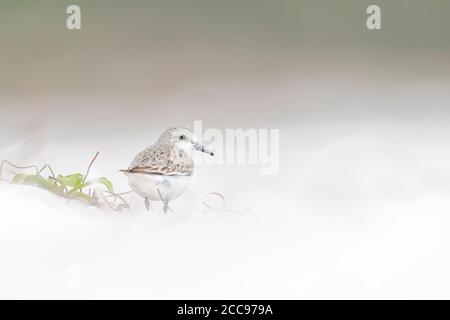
0;160;38;181
202;192;226;211
101;190;131;210
82;152;99;184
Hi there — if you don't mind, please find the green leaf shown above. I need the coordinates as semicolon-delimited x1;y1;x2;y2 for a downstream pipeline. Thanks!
85;177;114;192
12;173;29;184
66;177;114;198
58;174;84;188
23;174;55;190
67;191;94;202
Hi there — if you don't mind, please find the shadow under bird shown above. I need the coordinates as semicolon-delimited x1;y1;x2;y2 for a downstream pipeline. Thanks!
121;127;214;213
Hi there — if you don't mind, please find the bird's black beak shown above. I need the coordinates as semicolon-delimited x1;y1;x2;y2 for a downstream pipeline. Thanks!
194;142;214;156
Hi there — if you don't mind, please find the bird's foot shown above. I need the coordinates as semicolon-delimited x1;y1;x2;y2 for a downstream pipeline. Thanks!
163;201;174;214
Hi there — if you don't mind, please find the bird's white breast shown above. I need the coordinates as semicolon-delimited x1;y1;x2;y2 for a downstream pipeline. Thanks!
125;172;192;202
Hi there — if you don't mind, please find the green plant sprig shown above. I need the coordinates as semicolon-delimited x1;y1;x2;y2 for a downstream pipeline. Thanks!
0;152;129;211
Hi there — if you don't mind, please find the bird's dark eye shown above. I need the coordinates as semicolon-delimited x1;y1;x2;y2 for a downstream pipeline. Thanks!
179;135;185;140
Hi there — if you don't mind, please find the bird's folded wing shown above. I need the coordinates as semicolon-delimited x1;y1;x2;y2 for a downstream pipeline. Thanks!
128;144;193;176
126;165;192;176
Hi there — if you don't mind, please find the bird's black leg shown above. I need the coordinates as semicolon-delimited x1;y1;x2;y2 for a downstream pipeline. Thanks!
145;197;152;211
157;188;173;214
163;201;174;214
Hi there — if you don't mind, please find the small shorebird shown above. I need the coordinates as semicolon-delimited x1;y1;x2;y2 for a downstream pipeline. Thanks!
121;127;214;213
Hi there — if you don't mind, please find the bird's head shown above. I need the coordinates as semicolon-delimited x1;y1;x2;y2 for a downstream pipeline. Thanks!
158;126;214;156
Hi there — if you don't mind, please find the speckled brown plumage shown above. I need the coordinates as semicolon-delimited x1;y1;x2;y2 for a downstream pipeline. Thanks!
128;143;194;176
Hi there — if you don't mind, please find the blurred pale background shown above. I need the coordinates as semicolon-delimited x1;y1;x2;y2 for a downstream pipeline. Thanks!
1;1;450;299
